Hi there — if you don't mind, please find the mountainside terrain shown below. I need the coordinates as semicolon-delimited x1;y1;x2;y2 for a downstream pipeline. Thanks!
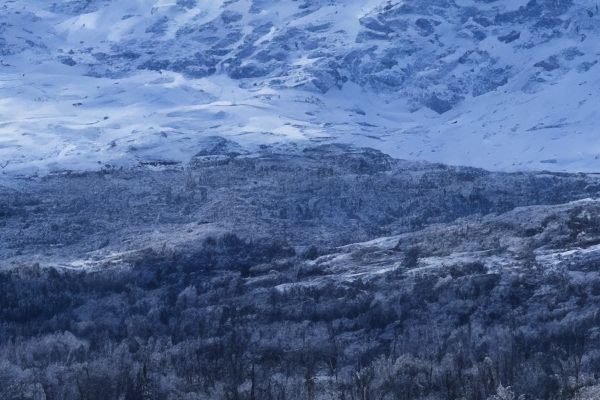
2;142;599;270
2;0;600;174
4;2;600;399
3;145;600;399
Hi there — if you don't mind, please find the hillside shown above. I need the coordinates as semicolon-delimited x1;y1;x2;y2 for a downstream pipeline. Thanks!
3;145;600;399
2;2;600;399
1;0;600;174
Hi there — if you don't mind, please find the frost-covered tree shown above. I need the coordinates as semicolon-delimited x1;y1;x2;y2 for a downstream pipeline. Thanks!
488;384;515;400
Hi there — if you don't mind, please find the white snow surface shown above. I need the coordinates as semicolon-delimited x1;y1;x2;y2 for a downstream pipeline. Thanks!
2;0;600;177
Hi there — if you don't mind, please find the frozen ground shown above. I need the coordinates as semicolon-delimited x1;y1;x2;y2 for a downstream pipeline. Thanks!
3;139;600;400
1;143;598;270
2;0;600;177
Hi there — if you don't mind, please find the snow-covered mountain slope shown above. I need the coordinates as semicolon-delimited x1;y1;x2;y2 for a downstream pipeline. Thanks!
1;0;600;176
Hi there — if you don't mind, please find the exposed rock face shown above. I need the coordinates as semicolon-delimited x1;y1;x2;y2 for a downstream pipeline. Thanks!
2;0;600;173
2;0;598;108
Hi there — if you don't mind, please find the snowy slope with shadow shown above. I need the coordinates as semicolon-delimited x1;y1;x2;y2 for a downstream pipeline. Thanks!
1;0;600;175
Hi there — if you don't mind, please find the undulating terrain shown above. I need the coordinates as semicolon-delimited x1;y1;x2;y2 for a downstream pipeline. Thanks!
2;0;600;173
3;143;600;399
3;1;600;400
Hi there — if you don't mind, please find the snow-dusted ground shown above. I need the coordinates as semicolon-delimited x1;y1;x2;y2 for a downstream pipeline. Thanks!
2;0;600;176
